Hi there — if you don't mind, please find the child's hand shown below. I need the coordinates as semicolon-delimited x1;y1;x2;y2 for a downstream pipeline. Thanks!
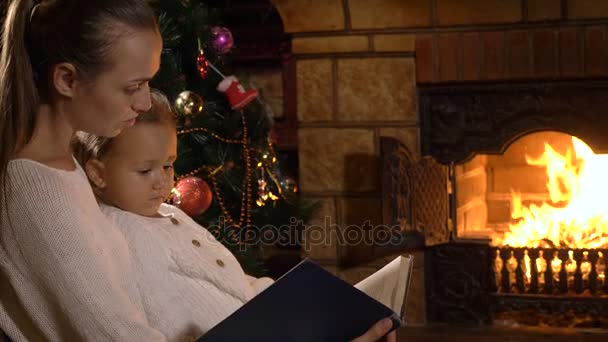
350;317;397;342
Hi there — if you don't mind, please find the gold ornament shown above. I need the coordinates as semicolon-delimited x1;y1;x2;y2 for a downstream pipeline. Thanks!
256;168;280;207
175;90;204;118
280;176;298;194
255;147;277;169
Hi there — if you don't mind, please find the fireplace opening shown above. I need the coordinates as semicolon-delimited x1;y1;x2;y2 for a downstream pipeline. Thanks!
412;81;608;330
454;130;608;246
451;131;608;328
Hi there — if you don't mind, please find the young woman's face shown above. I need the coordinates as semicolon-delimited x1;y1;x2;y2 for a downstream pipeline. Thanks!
69;29;163;137
97;122;177;217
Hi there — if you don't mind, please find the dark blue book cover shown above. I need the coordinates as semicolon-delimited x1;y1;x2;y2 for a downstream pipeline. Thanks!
197;257;412;342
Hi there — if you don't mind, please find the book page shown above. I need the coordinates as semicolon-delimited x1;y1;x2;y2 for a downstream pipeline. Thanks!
354;255;413;318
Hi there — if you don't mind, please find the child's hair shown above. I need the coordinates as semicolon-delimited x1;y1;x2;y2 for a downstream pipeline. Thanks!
0;0;159;203
72;89;176;167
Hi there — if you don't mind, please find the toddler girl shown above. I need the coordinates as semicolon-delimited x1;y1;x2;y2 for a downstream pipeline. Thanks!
72;89;273;341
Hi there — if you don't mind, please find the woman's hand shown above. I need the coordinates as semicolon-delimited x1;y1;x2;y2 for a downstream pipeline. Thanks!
351;318;397;342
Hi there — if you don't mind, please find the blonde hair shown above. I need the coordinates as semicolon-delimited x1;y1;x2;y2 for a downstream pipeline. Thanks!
72;89;176;167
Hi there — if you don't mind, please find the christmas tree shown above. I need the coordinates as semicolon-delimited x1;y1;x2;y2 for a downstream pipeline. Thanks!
150;1;316;276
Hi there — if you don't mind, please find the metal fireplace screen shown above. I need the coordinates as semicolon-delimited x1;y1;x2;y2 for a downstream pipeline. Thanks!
426;243;608;327
490;247;608;328
492;247;608;295
380;137;450;247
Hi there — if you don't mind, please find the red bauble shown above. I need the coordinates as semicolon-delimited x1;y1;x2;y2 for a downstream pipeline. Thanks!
196;49;209;79
171;176;213;217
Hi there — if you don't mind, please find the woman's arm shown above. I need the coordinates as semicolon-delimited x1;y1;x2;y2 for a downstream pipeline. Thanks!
5;172;166;341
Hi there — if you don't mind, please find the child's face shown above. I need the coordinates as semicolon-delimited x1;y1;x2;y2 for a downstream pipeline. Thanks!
93;122;177;216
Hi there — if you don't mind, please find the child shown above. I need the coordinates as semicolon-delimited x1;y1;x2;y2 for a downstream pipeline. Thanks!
72;89;274;341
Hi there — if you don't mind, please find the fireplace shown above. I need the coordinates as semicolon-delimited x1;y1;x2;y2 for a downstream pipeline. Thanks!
382;80;608;329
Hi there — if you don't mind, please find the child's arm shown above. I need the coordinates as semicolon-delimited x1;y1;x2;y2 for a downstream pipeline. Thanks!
245;274;274;295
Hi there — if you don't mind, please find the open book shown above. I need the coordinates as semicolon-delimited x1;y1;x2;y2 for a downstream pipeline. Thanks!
197;255;414;342
354;255;414;322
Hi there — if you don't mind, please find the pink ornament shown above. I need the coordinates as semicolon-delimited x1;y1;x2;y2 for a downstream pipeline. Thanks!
211;26;234;55
171;177;213;217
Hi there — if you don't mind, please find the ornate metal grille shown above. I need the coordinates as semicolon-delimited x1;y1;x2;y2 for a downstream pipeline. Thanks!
381;137;450;247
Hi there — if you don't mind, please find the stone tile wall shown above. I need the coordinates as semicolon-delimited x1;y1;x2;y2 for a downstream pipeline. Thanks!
271;0;608;326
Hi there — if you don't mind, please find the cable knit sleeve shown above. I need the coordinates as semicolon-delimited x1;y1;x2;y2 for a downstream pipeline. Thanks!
2;162;166;341
245;275;274;295
163;204;275;297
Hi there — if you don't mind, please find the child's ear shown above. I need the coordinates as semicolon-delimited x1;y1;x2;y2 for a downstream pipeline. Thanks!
85;159;107;190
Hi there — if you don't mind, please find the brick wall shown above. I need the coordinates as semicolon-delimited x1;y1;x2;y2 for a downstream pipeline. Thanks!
416;25;608;83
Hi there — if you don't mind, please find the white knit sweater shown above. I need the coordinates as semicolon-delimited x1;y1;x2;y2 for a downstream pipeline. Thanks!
99;203;274;341
0;159;166;341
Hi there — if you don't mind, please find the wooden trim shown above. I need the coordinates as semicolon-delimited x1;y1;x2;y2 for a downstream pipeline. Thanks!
290;19;608;37
275;52;298;151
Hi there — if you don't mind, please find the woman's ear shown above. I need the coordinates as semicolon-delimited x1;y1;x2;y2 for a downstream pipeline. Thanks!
52;62;80;98
85;158;107;190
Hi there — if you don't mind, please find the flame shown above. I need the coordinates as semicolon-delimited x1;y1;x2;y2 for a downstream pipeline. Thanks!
493;136;608;248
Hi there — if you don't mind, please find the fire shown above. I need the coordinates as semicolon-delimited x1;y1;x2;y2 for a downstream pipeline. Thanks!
493;136;608;248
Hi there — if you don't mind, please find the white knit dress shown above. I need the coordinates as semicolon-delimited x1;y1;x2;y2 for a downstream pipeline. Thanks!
0;159;166;341
100;203;274;341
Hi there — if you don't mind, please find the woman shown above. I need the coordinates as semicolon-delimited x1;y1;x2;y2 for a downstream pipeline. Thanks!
0;1;396;341
0;0;165;340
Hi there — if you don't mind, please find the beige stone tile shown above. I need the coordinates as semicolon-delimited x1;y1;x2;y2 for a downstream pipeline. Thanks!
339;198;383;226
293;36;369;54
404;266;425;325
319;264;339;277
568;0;608;19
337;58;416;121
302;197;340;262
298;128;377;192
378;127;419;157
297;59;333;122
436;0;522;26
373;34;416;52
273;0;345;32
349;0;431;29
239;67;284;119
528;0;562;21
338;197;383;264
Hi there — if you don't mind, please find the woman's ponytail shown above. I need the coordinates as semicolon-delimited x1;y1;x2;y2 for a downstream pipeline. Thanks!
0;0;40;206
